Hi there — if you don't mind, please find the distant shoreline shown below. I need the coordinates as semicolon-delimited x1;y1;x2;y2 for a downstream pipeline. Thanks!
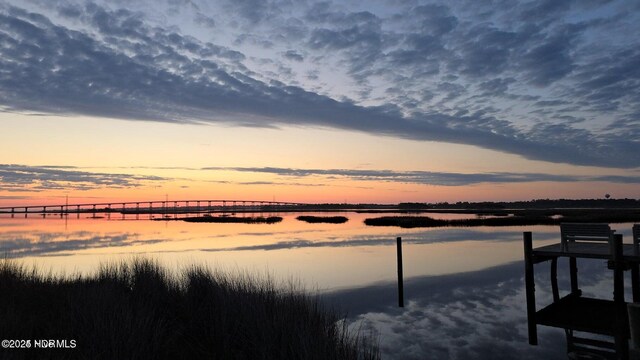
364;209;640;228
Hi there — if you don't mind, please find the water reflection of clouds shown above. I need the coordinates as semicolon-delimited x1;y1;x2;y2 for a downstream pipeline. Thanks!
325;260;615;360
202;229;558;252
0;226;561;259
237;228;330;237
0;231;169;257
0;226;345;257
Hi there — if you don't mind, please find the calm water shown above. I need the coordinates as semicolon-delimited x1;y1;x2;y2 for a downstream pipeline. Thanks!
1;212;636;359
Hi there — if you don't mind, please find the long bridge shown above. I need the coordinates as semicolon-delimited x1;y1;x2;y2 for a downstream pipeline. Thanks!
0;199;309;217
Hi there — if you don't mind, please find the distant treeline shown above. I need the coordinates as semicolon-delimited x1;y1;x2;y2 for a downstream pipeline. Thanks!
268;199;640;212
397;198;640;210
364;208;640;228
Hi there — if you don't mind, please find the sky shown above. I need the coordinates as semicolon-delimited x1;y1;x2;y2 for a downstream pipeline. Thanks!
0;0;639;205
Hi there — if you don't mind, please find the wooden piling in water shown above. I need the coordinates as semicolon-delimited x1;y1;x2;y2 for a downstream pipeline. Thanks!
612;234;629;359
550;257;559;302
523;231;538;345
397;236;404;308
570;257;579;295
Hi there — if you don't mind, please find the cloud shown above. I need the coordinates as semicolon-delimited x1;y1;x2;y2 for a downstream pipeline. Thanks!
201;166;640;186
0;230;168;257
202;229;559;252
0;164;168;192
0;1;639;167
8;163;638;190
282;50;303;62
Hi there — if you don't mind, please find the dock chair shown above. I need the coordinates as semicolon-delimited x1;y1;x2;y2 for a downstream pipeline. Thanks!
558;223;613;297
560;223;613;252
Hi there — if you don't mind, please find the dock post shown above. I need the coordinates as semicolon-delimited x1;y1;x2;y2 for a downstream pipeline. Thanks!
612;234;624;303
524;231;538;345
629;303;640;356
612;234;629;359
551;258;559;302
631;230;640;301
570;257;579;295
397;237;404;308
633;266;640;303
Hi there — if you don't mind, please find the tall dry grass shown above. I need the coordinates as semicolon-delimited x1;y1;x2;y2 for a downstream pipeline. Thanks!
0;258;379;360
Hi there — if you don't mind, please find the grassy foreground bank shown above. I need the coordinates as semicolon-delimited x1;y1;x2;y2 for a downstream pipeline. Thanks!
0;259;379;360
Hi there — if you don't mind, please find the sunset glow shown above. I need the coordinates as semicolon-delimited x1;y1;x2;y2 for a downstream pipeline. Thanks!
1;0;639;205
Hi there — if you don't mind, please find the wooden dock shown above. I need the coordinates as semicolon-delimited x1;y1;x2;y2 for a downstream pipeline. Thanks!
524;229;639;360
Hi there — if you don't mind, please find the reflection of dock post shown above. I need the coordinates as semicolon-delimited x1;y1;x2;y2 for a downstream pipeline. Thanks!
397;236;404;308
523;231;538;345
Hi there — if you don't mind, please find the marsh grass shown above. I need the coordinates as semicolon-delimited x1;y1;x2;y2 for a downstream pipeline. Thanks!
364;210;640;228
181;216;283;224
296;216;349;224
0;258;379;360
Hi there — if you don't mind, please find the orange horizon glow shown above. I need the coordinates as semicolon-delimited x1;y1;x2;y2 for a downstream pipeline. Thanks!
1;178;638;209
2;114;639;206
